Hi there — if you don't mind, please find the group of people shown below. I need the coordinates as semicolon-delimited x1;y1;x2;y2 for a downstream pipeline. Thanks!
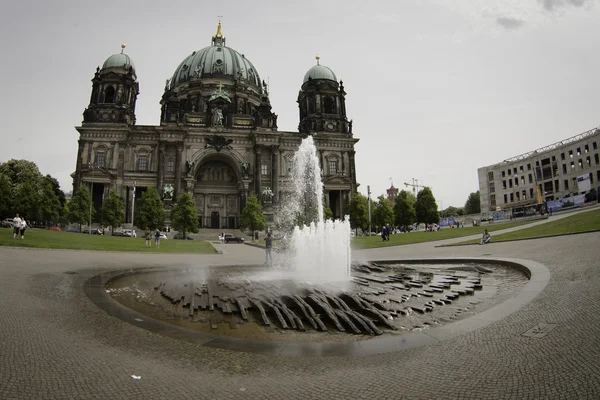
11;214;28;240
381;225;392;241
144;230;162;248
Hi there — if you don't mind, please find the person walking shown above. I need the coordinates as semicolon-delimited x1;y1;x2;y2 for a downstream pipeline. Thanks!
145;230;152;248
154;230;161;248
265;232;274;265
12;214;22;240
19;219;28;239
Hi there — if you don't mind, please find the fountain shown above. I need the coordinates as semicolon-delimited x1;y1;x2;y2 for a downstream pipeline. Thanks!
275;136;352;284
92;137;529;345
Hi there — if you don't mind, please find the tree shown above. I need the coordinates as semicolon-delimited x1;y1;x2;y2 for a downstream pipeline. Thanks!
100;191;126;234
374;195;394;228
13;180;39;221
68;187;93;232
394;190;416;228
171;193;198;239
323;206;333;221
0;173;12;219
37;180;62;225
349;193;369;234
415;187;439;224
44;175;66;208
441;206;460;218
240;194;267;240
136;187;165;232
464;191;481;215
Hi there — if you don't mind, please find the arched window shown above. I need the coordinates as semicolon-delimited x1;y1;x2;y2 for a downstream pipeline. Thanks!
323;96;335;114
104;86;115;103
308;98;315;113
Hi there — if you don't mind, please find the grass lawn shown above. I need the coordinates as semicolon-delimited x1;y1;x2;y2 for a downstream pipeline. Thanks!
350;220;538;249
452;208;600;245
0;228;217;254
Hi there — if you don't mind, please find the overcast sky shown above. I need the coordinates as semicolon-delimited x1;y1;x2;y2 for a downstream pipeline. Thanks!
1;0;599;208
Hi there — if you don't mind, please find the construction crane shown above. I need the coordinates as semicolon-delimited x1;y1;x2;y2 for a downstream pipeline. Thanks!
403;178;425;195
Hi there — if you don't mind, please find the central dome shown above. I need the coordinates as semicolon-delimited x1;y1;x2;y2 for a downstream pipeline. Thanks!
169;23;263;91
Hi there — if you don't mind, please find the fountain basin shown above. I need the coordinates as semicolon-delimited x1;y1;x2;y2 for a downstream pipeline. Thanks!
84;257;549;356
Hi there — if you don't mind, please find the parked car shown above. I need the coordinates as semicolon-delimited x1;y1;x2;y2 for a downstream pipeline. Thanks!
111;231;129;237
1;218;14;228
223;233;244;243
123;230;137;237
159;233;168;240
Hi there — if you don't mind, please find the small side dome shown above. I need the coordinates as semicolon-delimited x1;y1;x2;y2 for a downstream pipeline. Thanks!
303;56;337;83
102;45;135;73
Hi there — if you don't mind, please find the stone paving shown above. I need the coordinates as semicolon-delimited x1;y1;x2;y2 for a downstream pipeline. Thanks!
1;214;600;399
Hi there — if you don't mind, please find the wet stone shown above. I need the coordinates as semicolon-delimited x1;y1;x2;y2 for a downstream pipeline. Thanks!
106;262;527;343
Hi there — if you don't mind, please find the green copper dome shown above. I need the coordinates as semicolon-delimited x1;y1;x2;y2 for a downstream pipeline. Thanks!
303;64;337;84
102;51;135;73
169;44;263;91
168;22;264;93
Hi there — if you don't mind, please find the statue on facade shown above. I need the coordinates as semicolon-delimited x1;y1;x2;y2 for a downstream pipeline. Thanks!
163;184;174;201
186;159;195;174
348;119;353;134
212;107;224;126
262;187;274;203
241;162;250;177
205;135;233;152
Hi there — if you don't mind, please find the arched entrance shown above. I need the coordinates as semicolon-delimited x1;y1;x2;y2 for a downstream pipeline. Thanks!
194;158;241;229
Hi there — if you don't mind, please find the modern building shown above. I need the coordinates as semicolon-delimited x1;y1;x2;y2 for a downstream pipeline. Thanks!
478;127;600;214
72;22;359;229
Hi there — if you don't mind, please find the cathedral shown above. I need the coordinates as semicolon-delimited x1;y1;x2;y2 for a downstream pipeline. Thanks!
73;22;359;229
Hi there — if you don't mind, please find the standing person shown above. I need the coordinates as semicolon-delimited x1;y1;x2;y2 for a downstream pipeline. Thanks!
19;219;28;239
265;232;274;265
154;230;161;248
145;230;152;248
12;214;22;240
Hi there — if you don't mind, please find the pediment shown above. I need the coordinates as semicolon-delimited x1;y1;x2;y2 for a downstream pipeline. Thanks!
323;175;352;185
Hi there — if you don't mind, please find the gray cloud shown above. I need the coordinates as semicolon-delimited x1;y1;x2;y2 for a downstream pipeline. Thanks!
539;0;589;11
496;17;525;30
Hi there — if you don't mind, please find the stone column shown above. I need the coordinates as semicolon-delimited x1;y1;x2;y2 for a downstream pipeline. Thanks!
112;142;119;169
157;143;165;197
315;94;321;113
271;146;279;203
349;150;357;194
255;145;262;201
175;144;183;196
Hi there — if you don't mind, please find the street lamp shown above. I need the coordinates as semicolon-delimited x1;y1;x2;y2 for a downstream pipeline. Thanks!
131;180;136;236
88;162;98;234
367;185;372;234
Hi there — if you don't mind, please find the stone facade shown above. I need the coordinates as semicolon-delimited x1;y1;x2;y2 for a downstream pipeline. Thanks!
73;24;359;229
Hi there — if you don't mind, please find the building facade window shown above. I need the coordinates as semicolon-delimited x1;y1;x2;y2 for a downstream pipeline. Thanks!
527;163;532;171
490;194;496;208
595;153;599;165
522;190;527;200
167;159;174;172
95;152;105;168
502;180;507;189
510;193;514;202
586;156;591;166
261;164;268;176
514;177;519;187
329;160;338;175
593;141;598;150
528;173;533;184
564;179;569;191
584;144;589;153
560;153;565;161
569;150;573;158
138;155;148;171
489;182;495;193
577;147;581;156
509;180;513;188
508;169;512;176
521;176;525;186
488;171;494;181
554;180;559;192
504;194;508;203
571;161;575;170
520;165;524;172
562;164;567;174
578;159;583;168
530;188;534;198
502;171;506;178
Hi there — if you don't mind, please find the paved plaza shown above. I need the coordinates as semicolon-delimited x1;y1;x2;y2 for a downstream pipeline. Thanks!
1;218;600;399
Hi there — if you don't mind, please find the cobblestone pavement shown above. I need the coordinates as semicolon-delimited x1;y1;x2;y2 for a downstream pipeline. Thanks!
1;222;600;399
